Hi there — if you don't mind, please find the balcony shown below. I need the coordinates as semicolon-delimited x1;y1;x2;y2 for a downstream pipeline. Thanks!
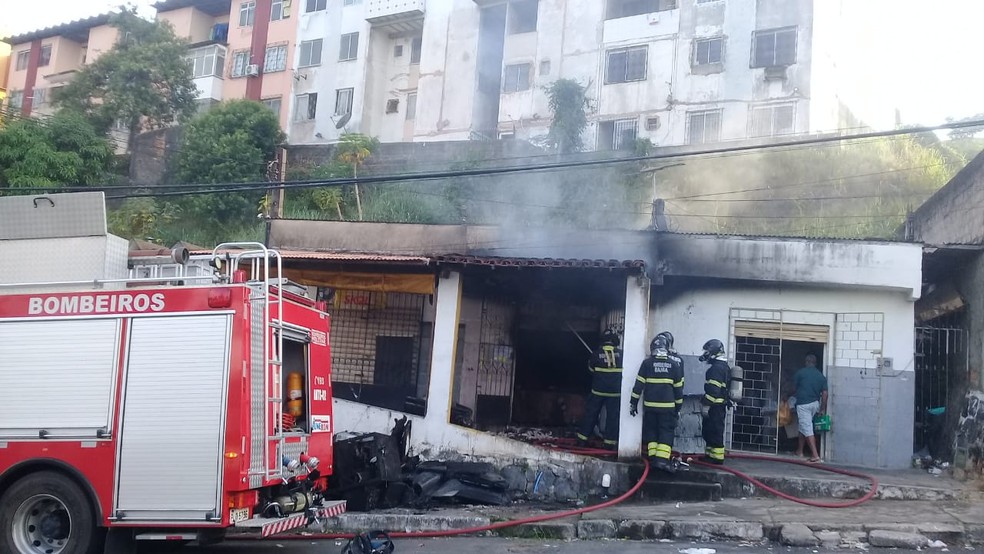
366;0;425;32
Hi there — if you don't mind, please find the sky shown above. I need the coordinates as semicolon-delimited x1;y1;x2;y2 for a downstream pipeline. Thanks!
3;0;982;128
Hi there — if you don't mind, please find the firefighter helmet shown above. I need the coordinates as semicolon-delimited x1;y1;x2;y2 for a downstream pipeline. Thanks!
601;328;620;347
650;334;670;354
656;331;674;349
699;338;725;362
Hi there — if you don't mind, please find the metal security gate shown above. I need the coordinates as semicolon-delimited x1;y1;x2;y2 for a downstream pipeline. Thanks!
476;298;515;426
914;325;967;457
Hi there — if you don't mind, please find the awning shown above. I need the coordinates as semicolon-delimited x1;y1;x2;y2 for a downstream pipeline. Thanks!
282;269;435;295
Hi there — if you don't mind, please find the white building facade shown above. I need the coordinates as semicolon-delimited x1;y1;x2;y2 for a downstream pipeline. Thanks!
281;0;887;148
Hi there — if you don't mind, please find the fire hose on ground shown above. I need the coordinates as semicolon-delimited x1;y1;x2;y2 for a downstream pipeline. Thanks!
248;444;878;546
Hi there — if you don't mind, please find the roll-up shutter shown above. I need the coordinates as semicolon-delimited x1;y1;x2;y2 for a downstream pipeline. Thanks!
733;320;829;343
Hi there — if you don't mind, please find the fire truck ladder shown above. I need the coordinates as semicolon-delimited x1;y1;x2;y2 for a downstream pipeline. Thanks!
212;242;286;481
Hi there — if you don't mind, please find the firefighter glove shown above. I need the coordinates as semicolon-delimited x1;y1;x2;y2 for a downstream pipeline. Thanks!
629;403;638;417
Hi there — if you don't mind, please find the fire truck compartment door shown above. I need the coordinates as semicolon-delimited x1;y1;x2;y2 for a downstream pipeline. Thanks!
115;314;231;521
0;318;120;438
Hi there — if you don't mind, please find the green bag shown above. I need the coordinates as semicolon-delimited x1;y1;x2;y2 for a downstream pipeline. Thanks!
813;413;832;433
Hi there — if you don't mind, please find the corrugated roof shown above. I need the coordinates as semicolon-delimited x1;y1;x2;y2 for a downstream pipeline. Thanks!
6;13;114;45
191;248;431;265
431;254;646;271
660;230;911;244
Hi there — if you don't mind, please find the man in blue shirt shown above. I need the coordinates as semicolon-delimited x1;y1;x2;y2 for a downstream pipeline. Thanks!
791;354;828;463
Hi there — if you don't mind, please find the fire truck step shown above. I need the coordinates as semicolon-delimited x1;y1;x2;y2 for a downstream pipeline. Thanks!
134;532;197;541
233;500;347;538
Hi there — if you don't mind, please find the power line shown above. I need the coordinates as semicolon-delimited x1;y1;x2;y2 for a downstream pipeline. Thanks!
0;116;970;199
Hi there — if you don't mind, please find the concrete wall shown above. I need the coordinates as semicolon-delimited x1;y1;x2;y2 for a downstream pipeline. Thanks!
653;282;917;468
659;234;923;300
157;6;224;44
909;152;984;246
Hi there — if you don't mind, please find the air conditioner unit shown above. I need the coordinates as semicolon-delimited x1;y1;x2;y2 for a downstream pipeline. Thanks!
645;116;660;131
245;64;260;77
763;65;787;81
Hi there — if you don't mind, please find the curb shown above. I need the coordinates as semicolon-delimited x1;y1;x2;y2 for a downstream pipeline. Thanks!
319;513;965;549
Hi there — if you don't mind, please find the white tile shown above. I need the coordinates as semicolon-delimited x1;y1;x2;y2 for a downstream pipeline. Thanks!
850;359;866;369
851;340;868;350
843;331;859;341
859;314;876;322
873;331;883;342
865;358;878;369
874;314;884;322
844;349;858;359
866;340;882;350
738;310;755;319
851;322;868;331
867;322;882;332
843;314;860;322
859;331;874;341
836;358;849;367
836;349;845;359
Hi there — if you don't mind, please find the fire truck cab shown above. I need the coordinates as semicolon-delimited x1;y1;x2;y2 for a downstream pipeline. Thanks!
0;193;344;553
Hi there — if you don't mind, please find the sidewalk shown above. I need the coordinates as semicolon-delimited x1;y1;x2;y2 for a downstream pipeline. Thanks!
318;497;984;549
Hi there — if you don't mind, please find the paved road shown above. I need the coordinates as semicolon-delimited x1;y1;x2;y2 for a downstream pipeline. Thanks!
165;537;980;553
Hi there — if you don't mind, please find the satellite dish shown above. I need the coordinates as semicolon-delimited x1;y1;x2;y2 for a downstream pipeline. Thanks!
334;111;352;129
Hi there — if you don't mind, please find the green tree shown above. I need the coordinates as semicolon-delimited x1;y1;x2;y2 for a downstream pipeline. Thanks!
0;111;113;191
173;99;286;226
54;7;197;150
335;133;380;220
545;79;591;154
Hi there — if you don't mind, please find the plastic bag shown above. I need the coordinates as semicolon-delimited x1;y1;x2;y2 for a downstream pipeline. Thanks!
778;401;792;426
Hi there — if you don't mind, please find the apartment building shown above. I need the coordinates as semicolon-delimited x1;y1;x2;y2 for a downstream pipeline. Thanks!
154;0;232;112
4;0;892;150
4;14;117;118
0;40;10;108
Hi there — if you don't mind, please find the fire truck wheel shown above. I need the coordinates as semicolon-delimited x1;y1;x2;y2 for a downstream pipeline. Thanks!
0;471;101;554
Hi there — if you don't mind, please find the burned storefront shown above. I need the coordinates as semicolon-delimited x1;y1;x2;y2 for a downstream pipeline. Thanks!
433;255;644;433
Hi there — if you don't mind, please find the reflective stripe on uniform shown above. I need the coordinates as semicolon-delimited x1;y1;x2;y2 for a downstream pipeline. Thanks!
707;379;727;389
675;398;683;404
631;392;641;399
592;390;621;398
644;400;676;409
604;439;617;445
673;380;684;388
592;366;623;373
645;377;674;384
576;433;589;441
705;446;725;460
704;394;726;404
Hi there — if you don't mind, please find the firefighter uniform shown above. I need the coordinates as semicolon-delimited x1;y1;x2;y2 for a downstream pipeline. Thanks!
631;349;684;465
577;342;623;448
702;356;731;464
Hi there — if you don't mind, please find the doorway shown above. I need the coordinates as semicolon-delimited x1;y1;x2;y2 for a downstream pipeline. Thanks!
731;320;829;455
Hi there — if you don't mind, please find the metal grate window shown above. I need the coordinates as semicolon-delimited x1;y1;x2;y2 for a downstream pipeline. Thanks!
326;290;430;411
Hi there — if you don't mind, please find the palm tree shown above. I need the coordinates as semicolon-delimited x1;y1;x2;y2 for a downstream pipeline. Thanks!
335;133;379;221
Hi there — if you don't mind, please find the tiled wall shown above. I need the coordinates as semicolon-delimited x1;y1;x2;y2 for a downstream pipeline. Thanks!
731;336;781;452
834;313;884;369
828;312;885;466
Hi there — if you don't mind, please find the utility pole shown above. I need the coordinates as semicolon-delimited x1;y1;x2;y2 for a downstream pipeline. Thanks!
269;147;288;219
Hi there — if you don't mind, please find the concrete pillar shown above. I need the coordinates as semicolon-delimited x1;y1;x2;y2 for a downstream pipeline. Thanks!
618;274;651;460
425;270;463;424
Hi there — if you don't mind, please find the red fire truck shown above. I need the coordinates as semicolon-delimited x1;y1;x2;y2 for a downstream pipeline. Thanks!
0;243;345;554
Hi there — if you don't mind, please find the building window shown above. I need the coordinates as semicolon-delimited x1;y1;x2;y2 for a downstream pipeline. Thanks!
752;26;796;67
386;99;399;114
306;0;327;11
262;97;282;115
31;88;46;106
749;103;795;137
298;39;323;67
239;1;256;27
15;51;29;71
335;88;354;116
502;63;531;93
188;45;225;78
230;50;250;77
687;109;722;144
508;0;538;34
271;0;287;20
8;90;23;110
406;92;417;120
394;44;404;58
693;37;723;66
605;0;675;20
410;36;422;64
38;44;52;67
605;45;647;84
343;0;360;5
339;32;359;62
697;0;721;3
598;118;638;151
295;93;317;121
264;44;288;72
539;59;551;76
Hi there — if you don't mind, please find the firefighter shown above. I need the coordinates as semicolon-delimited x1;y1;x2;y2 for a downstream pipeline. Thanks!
700;338;730;465
630;334;684;473
576;328;623;450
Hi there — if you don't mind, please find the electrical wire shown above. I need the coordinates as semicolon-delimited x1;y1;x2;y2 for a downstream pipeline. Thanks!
6;117;983;198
